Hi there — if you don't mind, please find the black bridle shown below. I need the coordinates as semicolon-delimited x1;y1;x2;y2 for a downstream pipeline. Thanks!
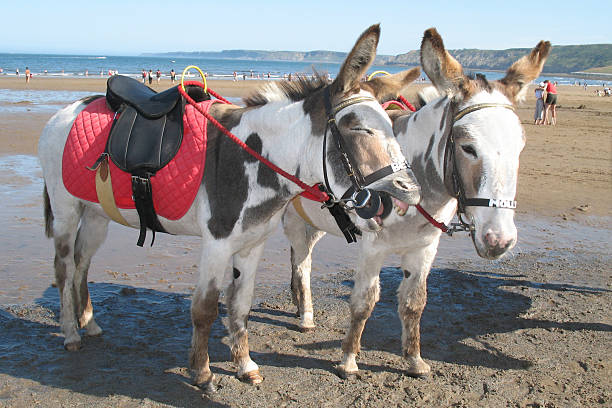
443;103;518;235
320;87;410;242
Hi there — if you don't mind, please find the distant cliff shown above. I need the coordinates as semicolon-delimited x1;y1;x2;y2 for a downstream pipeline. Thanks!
388;44;612;74
144;44;612;74
143;49;349;63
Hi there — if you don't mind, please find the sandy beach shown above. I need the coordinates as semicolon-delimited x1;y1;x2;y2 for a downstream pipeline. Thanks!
0;76;610;407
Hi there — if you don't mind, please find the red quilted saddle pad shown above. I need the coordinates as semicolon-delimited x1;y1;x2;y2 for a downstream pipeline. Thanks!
62;97;217;220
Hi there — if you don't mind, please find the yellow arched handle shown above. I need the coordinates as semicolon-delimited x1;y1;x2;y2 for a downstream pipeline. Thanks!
367;70;391;81
181;65;207;93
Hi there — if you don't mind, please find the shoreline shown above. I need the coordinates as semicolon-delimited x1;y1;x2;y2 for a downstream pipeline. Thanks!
0;76;267;97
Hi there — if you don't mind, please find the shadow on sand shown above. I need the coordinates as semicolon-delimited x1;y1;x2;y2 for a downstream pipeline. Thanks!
0;264;609;405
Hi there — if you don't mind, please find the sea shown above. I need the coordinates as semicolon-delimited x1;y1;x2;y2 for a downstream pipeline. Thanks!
1;52;609;114
0;52;608;86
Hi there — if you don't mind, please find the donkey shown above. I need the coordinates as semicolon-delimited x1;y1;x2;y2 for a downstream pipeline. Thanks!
38;25;423;390
283;28;550;378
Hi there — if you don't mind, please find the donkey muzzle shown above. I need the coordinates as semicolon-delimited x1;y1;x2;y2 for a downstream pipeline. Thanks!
368;172;421;207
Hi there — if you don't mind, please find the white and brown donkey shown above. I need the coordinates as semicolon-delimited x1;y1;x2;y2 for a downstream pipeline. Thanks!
283;28;550;378
38;25;422;391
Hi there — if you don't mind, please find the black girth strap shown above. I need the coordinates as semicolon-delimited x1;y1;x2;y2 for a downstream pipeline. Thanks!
131;174;167;247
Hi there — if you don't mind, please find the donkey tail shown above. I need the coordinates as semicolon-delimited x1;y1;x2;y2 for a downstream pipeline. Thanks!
43;183;54;238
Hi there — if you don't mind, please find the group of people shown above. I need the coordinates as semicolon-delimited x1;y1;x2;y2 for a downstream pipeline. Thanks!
141;69;176;85
15;67;33;83
232;70;273;81
595;86;611;97
534;80;558;125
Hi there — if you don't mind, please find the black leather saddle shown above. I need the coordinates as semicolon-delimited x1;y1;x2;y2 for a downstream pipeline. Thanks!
99;75;209;246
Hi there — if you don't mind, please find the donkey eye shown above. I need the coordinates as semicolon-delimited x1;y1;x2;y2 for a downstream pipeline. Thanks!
461;144;478;158
351;127;374;136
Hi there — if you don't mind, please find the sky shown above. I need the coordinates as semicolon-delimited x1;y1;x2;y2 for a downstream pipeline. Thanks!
1;0;610;56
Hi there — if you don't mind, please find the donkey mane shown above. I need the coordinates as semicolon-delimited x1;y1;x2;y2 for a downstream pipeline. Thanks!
466;73;493;92
244;73;329;107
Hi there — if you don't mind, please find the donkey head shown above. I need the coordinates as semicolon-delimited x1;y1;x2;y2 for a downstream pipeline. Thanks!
319;25;421;229
421;28;550;259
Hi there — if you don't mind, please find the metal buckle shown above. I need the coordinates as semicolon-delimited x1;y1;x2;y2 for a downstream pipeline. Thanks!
390;160;409;173
445;213;475;236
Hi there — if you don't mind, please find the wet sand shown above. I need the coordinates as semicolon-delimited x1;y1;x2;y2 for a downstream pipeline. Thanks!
0;78;610;407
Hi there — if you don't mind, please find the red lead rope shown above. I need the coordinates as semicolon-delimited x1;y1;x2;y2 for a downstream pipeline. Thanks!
178;81;329;203
415;204;448;232
397;95;416;112
385;94;448;233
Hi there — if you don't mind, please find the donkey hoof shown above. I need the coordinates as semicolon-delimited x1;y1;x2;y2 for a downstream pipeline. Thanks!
335;365;358;380
238;370;264;385
64;340;82;351
405;357;431;378
298;324;316;333
407;370;430;379
200;380;217;394
85;323;103;337
194;373;216;393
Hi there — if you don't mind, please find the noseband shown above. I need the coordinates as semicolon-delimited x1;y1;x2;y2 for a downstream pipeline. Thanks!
320;87;410;242
444;103;517;235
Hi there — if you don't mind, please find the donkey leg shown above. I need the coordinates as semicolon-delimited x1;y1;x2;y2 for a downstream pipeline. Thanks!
227;244;265;384
283;210;326;331
73;209;109;337
337;248;385;378
189;245;229;392
397;246;437;377
51;202;83;351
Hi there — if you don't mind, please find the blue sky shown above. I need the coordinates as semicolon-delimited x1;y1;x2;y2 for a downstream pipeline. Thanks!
2;0;610;55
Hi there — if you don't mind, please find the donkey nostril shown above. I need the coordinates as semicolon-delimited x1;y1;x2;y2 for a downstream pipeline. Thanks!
485;232;498;247
393;177;416;191
502;238;515;250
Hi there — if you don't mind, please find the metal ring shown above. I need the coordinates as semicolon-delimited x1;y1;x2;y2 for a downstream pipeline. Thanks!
351;189;372;209
367;70;391;81
180;65;207;93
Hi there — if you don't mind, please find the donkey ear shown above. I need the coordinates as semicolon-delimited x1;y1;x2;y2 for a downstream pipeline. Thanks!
420;28;465;96
499;40;551;102
364;67;421;103
331;24;380;96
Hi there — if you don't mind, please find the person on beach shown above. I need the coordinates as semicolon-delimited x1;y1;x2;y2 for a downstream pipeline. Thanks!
233;71;237;81
156;69;161;83
15;68;19;77
170;69;176;84
142;69;147;83
533;82;546;125
544;80;558;125
534;82;546;125
25;67;30;83
148;70;153;85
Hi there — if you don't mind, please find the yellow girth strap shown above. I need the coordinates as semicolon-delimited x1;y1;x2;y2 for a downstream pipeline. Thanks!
94;155;131;227
291;196;317;229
